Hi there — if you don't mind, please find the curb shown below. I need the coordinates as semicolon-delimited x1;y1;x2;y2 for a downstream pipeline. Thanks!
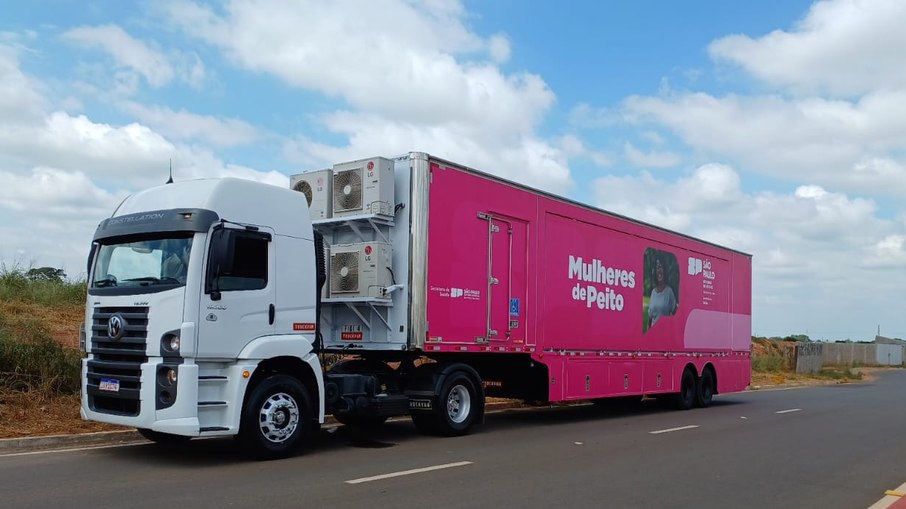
0;401;525;455
0;430;146;455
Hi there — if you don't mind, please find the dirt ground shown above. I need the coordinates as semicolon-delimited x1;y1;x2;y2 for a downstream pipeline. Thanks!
0;391;126;439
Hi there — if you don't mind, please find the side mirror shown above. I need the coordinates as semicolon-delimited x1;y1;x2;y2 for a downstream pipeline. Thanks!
205;227;235;295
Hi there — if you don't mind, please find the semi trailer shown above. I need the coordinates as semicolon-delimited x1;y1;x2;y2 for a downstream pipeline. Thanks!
81;152;751;458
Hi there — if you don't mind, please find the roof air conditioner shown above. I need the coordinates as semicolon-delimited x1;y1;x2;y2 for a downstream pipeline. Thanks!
332;157;394;218
290;169;332;220
329;242;392;299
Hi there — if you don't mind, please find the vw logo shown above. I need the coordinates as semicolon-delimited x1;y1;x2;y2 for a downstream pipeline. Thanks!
107;314;126;341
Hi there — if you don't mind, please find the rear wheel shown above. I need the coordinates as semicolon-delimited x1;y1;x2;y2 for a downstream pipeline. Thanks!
238;374;312;460
675;369;696;410
412;371;482;436
696;369;715;408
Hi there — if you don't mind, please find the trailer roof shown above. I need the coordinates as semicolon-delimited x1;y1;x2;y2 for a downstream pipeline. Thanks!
409;152;752;258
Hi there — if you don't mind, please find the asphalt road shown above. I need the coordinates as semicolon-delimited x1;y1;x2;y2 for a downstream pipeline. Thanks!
2;371;905;509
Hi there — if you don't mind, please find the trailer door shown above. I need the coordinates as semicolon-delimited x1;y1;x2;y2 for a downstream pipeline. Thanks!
481;214;528;345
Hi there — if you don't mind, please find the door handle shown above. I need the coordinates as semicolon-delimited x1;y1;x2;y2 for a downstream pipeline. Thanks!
268;304;275;325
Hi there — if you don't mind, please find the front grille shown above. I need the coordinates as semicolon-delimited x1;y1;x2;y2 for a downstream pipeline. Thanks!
86;306;149;416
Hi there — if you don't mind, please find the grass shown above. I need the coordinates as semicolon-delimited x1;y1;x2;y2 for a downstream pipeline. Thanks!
0;265;85;395
0;329;82;394
752;354;787;373
817;367;864;380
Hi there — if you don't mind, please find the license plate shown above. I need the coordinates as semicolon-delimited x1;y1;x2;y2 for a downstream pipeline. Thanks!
99;378;120;392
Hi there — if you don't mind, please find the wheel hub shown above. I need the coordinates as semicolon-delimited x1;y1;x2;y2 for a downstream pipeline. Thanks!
446;384;472;424
258;392;300;443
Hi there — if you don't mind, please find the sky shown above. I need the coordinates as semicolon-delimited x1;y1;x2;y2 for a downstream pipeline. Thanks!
1;0;905;341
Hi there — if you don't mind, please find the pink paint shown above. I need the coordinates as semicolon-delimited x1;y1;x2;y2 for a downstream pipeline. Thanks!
425;161;751;401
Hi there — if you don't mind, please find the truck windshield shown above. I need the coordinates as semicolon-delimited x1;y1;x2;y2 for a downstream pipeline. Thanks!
92;236;193;289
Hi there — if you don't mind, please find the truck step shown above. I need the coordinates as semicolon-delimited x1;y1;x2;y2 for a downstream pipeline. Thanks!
198;401;227;407
199;426;229;433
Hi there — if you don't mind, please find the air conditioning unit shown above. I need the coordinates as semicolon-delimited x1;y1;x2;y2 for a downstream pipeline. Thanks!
290;169;332;220
332;157;394;218
329;242;392;299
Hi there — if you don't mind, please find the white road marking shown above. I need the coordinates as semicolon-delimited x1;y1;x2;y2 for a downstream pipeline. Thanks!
649;425;699;435
345;461;473;484
775;408;802;414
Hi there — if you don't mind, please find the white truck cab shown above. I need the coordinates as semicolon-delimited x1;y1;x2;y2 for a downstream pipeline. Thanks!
81;178;324;457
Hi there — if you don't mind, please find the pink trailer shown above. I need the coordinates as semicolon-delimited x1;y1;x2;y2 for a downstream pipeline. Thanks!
316;152;751;436
416;157;751;404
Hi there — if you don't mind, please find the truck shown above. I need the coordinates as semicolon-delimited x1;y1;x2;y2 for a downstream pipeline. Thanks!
80;152;752;459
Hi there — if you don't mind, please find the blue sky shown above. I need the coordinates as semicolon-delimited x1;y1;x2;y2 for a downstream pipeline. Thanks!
2;0;906;340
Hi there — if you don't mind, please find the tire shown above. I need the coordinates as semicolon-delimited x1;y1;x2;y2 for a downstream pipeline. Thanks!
414;371;482;437
137;428;191;445
696;369;715;408
238;374;312;460
675;369;696;410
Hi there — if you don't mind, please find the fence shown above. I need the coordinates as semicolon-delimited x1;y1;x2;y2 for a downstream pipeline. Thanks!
795;342;905;373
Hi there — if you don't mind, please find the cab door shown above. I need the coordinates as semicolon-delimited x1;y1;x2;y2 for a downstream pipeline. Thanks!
197;226;276;359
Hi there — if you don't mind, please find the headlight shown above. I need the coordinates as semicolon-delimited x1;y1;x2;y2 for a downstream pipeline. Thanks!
158;367;178;386
161;332;180;356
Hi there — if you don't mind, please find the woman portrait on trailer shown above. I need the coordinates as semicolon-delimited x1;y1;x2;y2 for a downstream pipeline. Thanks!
648;257;676;325
643;248;679;333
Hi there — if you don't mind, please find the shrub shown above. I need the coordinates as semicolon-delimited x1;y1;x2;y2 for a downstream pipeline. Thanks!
0;327;82;394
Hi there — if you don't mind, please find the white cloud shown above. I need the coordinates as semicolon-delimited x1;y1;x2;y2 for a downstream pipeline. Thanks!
568;102;620;128
865;234;906;268
62;24;208;93
0;40;284;275
63;24;175;88
593;163;906;338
287;112;572;194
488;33;511;63
0;167;121;217
623;142;681;168
163;0;570;193
120;102;260;147
0;44;47;122
709;0;906;96
0;111;175;179
622;91;906;195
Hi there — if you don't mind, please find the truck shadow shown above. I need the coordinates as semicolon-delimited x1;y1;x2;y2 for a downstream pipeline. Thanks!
102;398;745;466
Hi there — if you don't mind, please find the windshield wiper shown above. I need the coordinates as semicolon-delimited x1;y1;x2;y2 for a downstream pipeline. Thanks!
122;276;182;286
94;277;118;288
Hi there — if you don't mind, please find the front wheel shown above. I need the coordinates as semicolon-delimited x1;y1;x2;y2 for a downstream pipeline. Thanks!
238;374;312;460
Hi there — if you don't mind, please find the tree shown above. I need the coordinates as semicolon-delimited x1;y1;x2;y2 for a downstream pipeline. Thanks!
25;267;66;282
